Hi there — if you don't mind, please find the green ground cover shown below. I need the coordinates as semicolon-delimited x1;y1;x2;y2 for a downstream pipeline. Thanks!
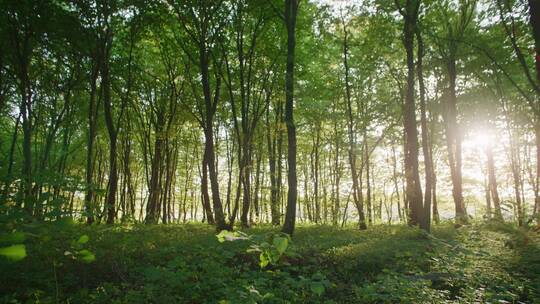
1;222;539;303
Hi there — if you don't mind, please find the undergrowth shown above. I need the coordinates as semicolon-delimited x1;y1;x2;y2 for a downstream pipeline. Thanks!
0;221;539;303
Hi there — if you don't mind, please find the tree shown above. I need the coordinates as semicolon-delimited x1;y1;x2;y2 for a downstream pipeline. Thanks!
282;0;299;235
168;0;228;230
433;0;476;224
528;0;540;220
222;0;276;227
395;0;425;228
340;9;367;230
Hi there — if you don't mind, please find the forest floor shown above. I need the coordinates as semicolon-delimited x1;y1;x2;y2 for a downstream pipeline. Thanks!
1;221;539;303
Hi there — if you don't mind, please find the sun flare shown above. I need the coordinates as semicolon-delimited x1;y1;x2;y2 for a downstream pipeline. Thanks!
466;129;496;150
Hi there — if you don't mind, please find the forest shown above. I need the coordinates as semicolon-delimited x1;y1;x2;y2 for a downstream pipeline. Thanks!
1;0;540;303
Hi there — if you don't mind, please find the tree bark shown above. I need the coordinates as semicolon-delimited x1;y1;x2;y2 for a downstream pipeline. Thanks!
528;0;540;221
417;29;432;231
102;28;118;224
201;143;215;224
341;15;367;230
85;54;101;224
486;143;503;220
282;0;299;236
145;118;164;223
267;104;281;225
399;0;424;228
445;55;467;224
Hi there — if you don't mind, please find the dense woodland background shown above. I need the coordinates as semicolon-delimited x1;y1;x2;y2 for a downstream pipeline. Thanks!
1;0;540;232
2;0;540;233
2;0;540;303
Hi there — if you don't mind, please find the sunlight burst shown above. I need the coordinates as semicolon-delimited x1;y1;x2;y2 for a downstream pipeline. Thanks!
466;129;495;151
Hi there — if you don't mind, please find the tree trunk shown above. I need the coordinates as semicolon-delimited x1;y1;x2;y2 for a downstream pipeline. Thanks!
240;139;252;227
102;34;117;225
312;126;321;223
417;29;432;231
253;149;262;223
342;16;367;230
145;123;164;223
508;128;524;226
2;114;21;202
535;123;540;220
364;137;372;225
19;54;33;215
486;143;503;220
391;144;403;222
400;0;424;228
445;55;467;224
332;118;341;226
85;63;99;224
282;0;299;236
201;144;215;224
528;0;540;221
267;106;281;225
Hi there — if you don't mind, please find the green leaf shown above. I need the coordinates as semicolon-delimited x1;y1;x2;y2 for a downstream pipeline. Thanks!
273;236;288;255
310;281;325;296
259;252;270;268
78;249;95;263
0;244;27;261
216;230;249;242
77;235;89;244
216;230;231;243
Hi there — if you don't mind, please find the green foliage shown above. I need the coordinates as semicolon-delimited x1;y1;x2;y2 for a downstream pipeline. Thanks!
63;234;95;263
0;231;26;244
0;231;27;262
0;244;27;261
354;271;448;303
218;230;292;269
77;234;90;245
247;232;291;269
1;223;539;303
216;230;250;243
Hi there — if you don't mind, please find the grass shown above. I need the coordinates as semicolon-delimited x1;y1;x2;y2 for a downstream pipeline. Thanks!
1;221;539;303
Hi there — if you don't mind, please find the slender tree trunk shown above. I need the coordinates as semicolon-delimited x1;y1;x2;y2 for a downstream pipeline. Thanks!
145;121;164;223
342;16;367;230
2;114;20;202
391;144;403;222
364;137;372;225
400;0;424;228
332;118;341;225
303;164;311;221
201;145;215;224
277;105;284;221
253;149;262;223
527;1;540;221
534;123;540;219
486;143;503;220
240;139;252;227
20;61;33;214
204;127;227;229
312;126;321;223
267;106;280;225
430;118;440;223
509;128;524;226
225;132;234;218
199;35;227;230
282;0;299;235
102;34;118;225
417;29;432;231
85;55;100;224
445;55;467;224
